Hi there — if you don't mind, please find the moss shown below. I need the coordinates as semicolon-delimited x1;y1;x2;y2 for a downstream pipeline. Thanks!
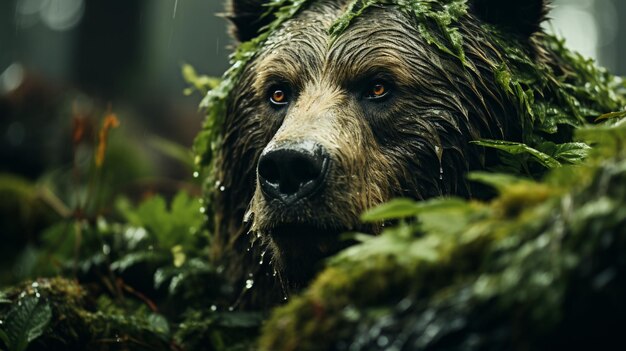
490;182;555;218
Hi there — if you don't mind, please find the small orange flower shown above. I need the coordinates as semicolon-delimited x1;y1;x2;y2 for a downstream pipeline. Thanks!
95;112;120;168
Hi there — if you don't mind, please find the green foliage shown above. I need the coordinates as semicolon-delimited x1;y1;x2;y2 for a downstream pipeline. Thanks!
117;191;204;251
403;0;468;64
331;0;468;64
0;186;239;350
360;197;467;222
485;33;626;176
182;63;221;97
472;139;562;169
0;296;52;351
329;0;380;36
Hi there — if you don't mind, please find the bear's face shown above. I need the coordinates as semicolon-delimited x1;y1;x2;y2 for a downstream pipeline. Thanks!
219;0;546;286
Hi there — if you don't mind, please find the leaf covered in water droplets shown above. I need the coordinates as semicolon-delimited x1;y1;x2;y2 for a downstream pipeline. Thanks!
1;295;52;351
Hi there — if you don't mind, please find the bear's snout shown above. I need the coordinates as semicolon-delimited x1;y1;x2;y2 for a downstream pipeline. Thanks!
257;141;330;205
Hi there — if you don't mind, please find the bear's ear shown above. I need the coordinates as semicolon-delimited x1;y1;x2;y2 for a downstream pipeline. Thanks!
225;0;273;42
469;0;549;38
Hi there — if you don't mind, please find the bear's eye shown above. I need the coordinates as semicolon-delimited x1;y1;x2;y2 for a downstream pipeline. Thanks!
366;83;389;100
270;89;288;106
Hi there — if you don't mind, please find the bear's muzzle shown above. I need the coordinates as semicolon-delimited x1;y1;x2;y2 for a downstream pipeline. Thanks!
257;140;330;205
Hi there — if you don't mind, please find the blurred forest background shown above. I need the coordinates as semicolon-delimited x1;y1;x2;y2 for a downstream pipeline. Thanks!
0;0;625;283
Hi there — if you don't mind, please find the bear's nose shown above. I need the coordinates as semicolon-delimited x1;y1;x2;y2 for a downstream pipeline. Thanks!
258;142;330;204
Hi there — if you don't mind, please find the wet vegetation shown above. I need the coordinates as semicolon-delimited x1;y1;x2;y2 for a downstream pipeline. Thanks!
2;0;626;350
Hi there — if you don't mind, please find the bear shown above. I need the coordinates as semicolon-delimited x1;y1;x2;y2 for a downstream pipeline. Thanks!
204;0;617;305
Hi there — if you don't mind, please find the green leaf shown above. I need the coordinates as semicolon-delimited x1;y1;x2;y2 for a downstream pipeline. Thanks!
117;191;203;251
3;296;52;351
181;63;220;96
110;251;165;273
361;198;422;222
467;172;533;193
472;139;562;169
550;142;591;164
595;110;626;122
361;197;466;222
147;313;171;339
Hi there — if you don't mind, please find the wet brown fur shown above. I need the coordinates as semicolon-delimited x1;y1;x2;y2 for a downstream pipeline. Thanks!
213;0;548;306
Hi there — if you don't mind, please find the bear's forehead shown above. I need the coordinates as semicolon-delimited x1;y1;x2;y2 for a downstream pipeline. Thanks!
255;3;430;87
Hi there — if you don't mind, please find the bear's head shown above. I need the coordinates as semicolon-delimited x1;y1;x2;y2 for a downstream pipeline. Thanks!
213;0;551;291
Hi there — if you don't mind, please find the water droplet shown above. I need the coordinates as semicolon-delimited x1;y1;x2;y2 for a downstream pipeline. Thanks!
31;282;39;288
228;306;234;312
199;207;206;214
246;247;251;252
283;296;288;301
215;180;221;188
193;171;199;178
434;145;443;162
102;244;111;255
439;166;444;180
115;334;121;343
273;270;277;277
248;273;253;278
35;292;41;298
245;279;254;289
219;185;226;192
0;320;3;325
243;210;253;223
259;250;267;264
256;233;261;238
210;305;217;311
